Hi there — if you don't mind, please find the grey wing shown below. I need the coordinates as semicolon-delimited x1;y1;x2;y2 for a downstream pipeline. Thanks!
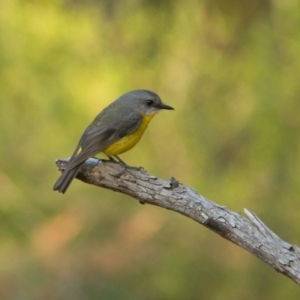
68;109;142;168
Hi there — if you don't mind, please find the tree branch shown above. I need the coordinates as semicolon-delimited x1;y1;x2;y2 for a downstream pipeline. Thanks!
55;158;300;285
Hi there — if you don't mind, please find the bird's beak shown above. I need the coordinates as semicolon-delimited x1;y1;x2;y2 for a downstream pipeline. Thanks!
159;103;174;110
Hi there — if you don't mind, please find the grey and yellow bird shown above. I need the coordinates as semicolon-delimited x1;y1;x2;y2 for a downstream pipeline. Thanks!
53;89;174;193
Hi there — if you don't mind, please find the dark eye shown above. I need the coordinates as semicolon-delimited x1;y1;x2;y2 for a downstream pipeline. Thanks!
147;99;154;106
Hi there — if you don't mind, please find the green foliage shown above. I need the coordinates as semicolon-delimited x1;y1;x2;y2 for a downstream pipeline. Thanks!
1;0;300;298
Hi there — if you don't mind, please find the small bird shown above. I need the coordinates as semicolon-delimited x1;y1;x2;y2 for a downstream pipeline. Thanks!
53;89;174;193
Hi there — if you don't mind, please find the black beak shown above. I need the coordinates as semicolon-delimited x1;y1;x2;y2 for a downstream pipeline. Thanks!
159;103;174;110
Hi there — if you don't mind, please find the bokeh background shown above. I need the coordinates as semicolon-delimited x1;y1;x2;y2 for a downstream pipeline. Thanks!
1;0;300;299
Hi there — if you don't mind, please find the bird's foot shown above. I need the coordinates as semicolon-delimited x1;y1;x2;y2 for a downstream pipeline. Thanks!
114;165;144;178
106;155;143;177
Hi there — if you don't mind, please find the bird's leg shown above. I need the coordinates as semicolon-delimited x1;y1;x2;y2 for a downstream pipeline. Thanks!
113;155;128;166
107;156;117;162
113;155;143;177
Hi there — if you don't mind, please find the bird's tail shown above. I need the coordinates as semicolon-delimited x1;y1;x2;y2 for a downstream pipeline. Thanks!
53;164;82;194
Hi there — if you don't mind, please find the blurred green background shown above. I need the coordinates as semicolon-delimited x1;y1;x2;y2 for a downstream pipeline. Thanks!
1;0;300;299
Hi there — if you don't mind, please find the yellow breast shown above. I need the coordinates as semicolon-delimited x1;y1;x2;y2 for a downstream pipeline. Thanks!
103;112;155;156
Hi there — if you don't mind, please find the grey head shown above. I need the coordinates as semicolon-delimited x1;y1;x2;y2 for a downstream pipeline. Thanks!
116;89;174;115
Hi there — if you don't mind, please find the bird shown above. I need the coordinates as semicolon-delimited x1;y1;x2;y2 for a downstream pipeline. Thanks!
53;89;174;193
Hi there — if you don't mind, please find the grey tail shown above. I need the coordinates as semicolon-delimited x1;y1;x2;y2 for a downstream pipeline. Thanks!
53;164;82;194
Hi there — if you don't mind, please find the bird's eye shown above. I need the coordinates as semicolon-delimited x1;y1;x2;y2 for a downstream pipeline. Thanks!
147;100;154;106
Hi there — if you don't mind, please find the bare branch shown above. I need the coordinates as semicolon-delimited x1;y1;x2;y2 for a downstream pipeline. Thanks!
55;158;300;285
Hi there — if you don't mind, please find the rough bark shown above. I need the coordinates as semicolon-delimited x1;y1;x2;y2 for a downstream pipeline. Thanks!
55;158;300;285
